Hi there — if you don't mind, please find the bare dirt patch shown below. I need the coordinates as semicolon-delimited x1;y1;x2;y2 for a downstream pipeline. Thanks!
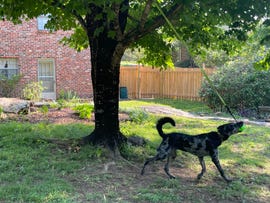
1;106;129;125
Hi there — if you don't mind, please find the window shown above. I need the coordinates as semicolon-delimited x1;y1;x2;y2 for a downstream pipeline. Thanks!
37;15;49;30
0;58;19;79
38;59;55;93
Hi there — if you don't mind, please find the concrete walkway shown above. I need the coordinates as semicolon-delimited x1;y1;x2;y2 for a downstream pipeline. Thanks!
141;105;270;127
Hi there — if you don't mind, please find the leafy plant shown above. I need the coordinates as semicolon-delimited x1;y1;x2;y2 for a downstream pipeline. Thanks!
128;108;149;124
0;106;3;116
0;74;22;97
56;99;67;110
23;81;44;101
59;90;79;101
40;105;49;115
73;104;94;119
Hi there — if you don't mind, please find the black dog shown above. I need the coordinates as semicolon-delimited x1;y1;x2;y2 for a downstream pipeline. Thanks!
141;117;243;182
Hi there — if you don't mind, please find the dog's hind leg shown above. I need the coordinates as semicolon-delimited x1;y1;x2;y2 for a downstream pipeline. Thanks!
141;155;161;175
164;150;176;179
210;150;232;183
164;156;175;179
197;156;206;180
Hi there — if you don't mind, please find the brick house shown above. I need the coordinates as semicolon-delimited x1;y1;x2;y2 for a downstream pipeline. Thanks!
0;16;92;100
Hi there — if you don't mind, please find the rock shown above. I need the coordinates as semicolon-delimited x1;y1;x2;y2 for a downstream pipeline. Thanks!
0;112;7;119
127;135;147;146
33;101;50;108
0;98;30;114
214;112;222;116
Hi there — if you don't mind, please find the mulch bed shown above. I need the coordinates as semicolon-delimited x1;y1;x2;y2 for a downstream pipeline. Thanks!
1;107;130;125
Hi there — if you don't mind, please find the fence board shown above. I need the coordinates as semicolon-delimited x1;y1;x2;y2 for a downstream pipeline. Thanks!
120;65;215;100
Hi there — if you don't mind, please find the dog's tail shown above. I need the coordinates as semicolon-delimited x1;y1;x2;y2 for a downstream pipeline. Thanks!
156;117;176;139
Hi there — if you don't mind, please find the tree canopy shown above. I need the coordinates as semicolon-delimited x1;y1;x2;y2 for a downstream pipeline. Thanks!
1;0;269;151
1;0;269;66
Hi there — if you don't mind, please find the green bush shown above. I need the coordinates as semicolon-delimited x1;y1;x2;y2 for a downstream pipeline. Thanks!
40;105;49;115
23;81;44;101
0;106;3;116
56;99;67;110
199;62;270;117
73;104;94;119
0;74;22;97
129;108;149;124
59;90;79;101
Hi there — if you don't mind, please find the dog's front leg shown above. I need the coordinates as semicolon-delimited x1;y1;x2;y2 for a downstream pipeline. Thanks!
164;156;175;179
197;156;206;180
210;150;232;183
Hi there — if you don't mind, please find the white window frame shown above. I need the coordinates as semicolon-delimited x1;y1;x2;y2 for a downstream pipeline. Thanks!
38;59;56;100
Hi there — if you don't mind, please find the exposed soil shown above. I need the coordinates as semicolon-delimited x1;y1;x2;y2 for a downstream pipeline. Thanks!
1;106;130;125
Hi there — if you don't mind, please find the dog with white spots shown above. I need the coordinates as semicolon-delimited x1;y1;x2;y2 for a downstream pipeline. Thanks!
141;117;243;182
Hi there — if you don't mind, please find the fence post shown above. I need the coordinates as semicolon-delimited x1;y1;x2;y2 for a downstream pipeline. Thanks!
160;69;164;98
137;64;141;99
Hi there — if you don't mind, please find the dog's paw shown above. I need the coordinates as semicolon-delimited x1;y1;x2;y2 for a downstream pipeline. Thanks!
225;178;233;183
197;173;203;180
221;176;233;183
169;175;176;179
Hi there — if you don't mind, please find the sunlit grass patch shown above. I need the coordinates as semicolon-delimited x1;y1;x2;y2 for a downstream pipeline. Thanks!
120;98;212;115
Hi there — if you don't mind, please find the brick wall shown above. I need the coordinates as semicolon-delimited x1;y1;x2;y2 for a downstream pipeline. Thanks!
0;19;92;99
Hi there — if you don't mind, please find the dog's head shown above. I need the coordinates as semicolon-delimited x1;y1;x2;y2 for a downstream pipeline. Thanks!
217;121;244;141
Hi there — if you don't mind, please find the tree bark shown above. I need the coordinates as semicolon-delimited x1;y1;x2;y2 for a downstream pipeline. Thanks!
83;33;127;152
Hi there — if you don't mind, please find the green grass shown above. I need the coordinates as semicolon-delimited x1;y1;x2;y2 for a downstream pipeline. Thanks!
0;99;270;202
143;98;212;113
0;122;95;202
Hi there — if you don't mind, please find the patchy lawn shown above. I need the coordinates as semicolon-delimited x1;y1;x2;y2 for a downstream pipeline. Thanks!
0;99;269;202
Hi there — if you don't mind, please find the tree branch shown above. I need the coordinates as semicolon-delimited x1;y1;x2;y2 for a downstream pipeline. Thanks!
51;0;87;31
122;2;183;46
112;2;124;41
139;0;154;31
72;11;87;31
127;13;141;24
107;0;129;42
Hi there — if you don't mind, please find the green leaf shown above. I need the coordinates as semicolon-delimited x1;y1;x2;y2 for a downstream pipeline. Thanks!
94;26;104;37
108;30;116;39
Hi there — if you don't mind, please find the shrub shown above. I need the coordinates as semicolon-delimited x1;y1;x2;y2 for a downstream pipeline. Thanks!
73;104;94;119
0;74;22;97
59;90;79;101
40;105;49;115
129;108;149;124
0;106;3;116
199;62;270;117
23;81;44;101
56;99;66;110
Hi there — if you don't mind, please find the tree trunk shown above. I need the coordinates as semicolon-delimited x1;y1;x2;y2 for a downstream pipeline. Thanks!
83;33;127;152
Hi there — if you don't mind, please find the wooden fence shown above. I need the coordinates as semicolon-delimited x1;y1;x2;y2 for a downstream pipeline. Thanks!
120;66;215;100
